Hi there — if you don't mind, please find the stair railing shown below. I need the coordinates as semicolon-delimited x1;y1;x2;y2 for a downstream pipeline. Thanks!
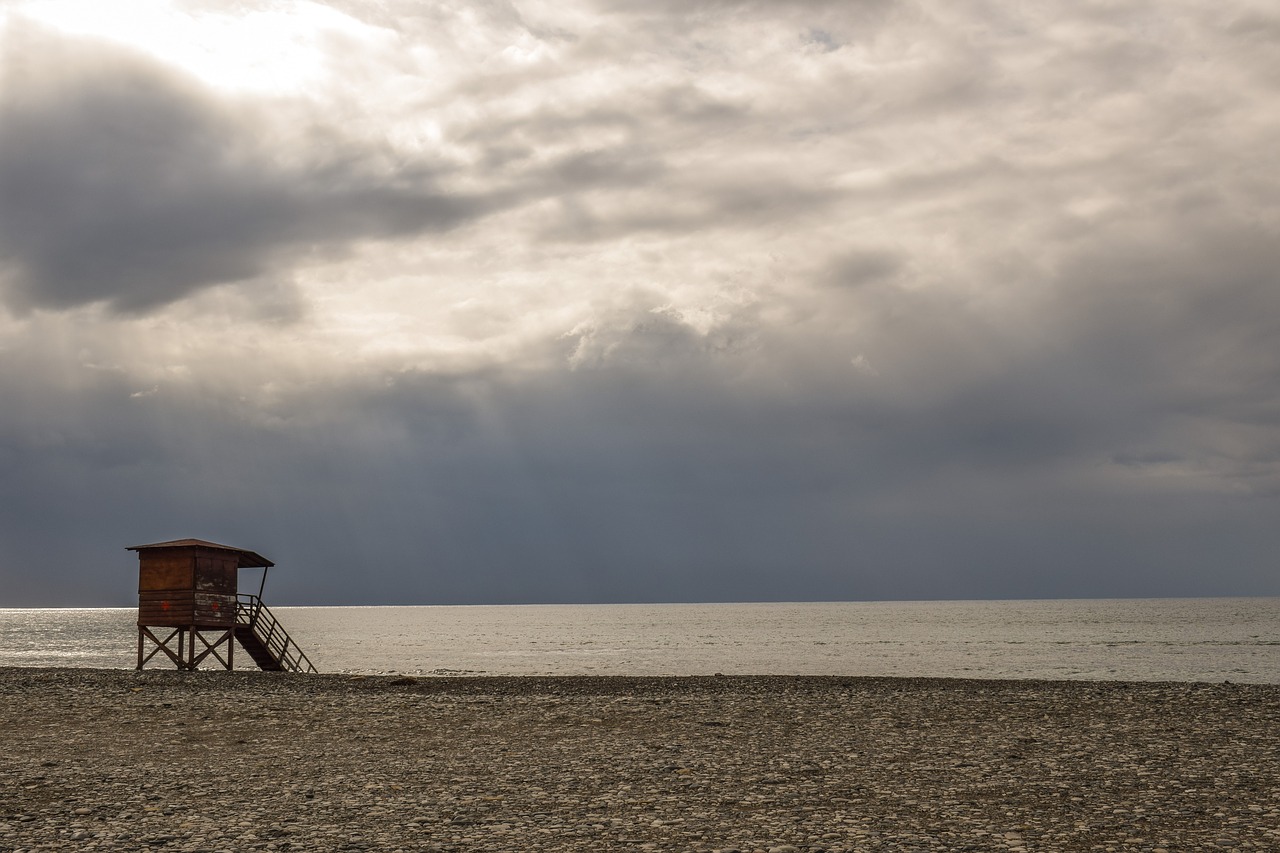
235;594;317;673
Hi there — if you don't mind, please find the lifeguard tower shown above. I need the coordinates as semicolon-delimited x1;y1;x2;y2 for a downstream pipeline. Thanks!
128;538;315;672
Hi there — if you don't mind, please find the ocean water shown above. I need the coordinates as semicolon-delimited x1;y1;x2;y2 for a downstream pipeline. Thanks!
1;598;1277;683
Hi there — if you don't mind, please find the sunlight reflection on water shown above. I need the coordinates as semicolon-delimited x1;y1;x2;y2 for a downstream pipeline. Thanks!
2;598;1277;682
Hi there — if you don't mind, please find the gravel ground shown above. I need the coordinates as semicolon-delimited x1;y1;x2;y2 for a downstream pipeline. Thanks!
1;667;1278;852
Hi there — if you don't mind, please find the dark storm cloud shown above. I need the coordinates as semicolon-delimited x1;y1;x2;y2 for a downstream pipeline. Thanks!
2;357;1273;608
822;219;1280;497
0;25;494;314
4;216;1278;608
2;0;1279;608
824;249;906;288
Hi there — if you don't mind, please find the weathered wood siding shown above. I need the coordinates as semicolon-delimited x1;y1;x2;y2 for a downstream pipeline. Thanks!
194;592;235;625
136;548;238;627
138;590;195;626
138;551;193;591
194;553;237;594
136;591;235;626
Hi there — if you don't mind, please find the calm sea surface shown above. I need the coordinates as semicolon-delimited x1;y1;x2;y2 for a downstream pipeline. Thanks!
1;599;1277;682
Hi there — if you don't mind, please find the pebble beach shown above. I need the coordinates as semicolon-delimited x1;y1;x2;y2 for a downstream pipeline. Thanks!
2;668;1278;852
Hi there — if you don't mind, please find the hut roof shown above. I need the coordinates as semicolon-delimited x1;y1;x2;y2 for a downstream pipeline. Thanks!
126;538;275;568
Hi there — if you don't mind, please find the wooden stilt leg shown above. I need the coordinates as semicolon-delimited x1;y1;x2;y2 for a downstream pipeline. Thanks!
138;627;185;669
189;629;235;670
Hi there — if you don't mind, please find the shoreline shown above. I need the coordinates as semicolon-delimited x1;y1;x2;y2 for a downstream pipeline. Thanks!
6;663;1280;685
4;664;1277;685
3;668;1278;851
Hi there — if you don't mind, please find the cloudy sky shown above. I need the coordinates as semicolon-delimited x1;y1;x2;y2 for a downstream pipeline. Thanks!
1;0;1278;606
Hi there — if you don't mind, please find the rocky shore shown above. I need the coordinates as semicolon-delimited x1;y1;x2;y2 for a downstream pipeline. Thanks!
1;668;1277;852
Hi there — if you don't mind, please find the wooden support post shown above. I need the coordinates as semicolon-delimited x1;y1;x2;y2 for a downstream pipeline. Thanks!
189;628;234;670
138;625;238;670
138;627;186;669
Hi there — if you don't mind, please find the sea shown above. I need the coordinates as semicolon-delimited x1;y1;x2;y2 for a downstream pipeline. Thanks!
1;598;1277;683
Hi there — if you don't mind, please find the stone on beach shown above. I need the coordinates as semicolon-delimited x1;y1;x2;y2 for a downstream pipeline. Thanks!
1;668;1278;851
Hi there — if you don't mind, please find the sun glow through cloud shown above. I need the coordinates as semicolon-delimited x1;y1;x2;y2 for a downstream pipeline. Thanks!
6;0;379;94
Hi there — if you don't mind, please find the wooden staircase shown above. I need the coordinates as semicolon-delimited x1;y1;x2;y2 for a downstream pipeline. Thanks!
234;594;317;673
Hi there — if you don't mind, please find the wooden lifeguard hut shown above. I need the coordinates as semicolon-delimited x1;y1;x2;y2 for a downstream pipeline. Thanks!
127;538;315;673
